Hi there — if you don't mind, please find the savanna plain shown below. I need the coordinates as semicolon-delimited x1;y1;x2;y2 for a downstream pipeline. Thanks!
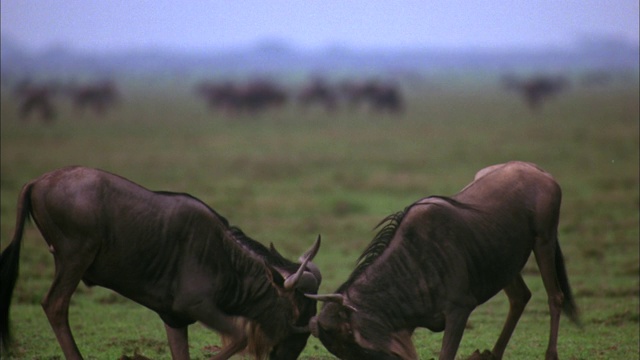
1;80;638;359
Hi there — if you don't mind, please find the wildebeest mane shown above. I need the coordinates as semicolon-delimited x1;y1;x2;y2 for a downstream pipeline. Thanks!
227;226;293;269
340;196;478;289
339;207;408;289
152;191;273;282
153;190;231;227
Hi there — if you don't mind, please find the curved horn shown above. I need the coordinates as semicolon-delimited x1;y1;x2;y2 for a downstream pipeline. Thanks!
284;235;321;290
299;234;321;263
305;293;357;312
305;293;345;303
299;234;322;286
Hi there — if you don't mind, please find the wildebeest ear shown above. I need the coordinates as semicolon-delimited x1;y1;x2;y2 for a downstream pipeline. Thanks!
267;265;285;287
269;242;285;258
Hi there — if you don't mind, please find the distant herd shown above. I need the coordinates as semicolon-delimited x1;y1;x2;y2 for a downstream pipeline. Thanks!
11;79;119;122
195;77;404;115
4;70;621;123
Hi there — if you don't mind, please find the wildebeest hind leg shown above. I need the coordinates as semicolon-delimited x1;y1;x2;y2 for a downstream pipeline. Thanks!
41;251;94;360
491;274;531;359
533;235;564;360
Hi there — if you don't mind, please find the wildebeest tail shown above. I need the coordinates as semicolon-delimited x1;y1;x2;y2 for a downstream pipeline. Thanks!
0;182;33;348
555;242;580;325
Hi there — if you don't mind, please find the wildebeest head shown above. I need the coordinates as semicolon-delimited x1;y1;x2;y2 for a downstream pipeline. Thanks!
269;236;322;360
227;229;323;359
306;294;401;360
306;210;416;360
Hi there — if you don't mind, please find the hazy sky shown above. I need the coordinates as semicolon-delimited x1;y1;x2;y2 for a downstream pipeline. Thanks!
2;1;638;52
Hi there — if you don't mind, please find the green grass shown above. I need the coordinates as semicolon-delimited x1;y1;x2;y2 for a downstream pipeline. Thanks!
1;82;638;359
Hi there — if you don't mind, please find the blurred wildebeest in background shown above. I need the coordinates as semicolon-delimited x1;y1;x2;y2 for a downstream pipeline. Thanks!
237;80;288;113
195;81;239;113
0;166;322;360
340;79;403;114
69;80;119;116
196;79;288;115
580;70;614;88
502;75;568;112
297;77;339;112
13;80;58;122
309;161;579;360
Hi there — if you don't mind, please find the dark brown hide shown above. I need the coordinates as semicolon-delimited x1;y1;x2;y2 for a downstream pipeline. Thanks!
309;161;578;360
0;167;321;360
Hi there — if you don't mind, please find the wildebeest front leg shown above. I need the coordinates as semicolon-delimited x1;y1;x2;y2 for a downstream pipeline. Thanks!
184;302;246;360
210;336;248;360
164;324;189;360
491;275;532;359
440;307;472;360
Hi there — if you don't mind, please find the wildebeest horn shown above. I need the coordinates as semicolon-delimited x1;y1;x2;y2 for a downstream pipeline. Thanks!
284;235;321;291
298;235;322;285
305;293;358;312
299;234;321;262
305;293;345;303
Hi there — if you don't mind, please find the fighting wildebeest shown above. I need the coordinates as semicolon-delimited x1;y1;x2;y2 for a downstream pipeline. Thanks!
308;161;579;360
0;166;322;360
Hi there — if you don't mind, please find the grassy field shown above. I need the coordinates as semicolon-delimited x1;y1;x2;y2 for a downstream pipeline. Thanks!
1;80;638;359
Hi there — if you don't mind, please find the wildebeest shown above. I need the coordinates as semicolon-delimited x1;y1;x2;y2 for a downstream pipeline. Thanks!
340;80;403;114
69;81;119;115
308;161;579;360
236;80;288;113
196;80;288;114
297;77;338;112
195;81;239;113
13;81;57;122
503;75;568;112
0;166;322;360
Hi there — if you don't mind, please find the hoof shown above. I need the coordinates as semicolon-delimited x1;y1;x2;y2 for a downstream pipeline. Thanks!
467;349;498;360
